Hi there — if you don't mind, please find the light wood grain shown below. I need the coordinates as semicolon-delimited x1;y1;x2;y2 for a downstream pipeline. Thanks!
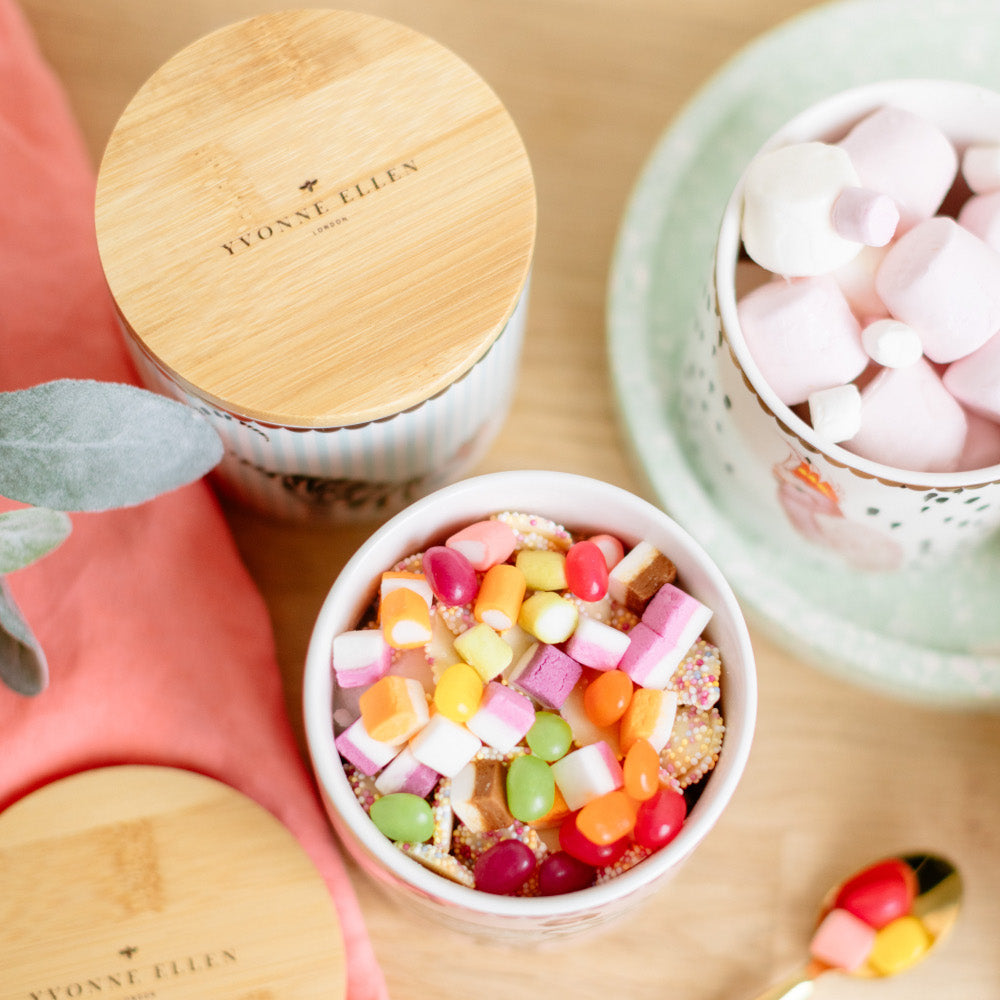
0;766;346;999
18;2;1000;999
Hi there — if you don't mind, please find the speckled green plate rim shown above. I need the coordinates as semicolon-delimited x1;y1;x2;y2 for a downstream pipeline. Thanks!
608;0;1000;707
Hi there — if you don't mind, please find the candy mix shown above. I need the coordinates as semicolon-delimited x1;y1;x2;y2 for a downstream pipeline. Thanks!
331;512;724;896
736;104;1000;474
808;857;940;976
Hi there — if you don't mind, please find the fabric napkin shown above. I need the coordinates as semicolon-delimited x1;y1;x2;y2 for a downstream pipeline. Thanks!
0;4;386;997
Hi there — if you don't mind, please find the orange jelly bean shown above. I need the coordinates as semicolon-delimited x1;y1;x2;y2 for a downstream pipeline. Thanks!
623;738;660;801
576;790;638;845
583;670;633;728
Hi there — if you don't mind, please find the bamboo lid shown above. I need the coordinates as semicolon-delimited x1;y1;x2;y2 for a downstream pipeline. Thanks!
95;9;536;427
0;766;347;998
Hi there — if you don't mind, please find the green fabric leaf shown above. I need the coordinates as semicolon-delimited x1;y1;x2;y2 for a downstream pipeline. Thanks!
0;507;73;573
0;379;223;511
0;577;47;696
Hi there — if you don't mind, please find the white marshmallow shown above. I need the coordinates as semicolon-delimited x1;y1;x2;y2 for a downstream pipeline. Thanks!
831;187;899;246
741;141;863;276
408;714;481;777
839;106;958;231
808;383;863;443
962;143;1000;195
845;360;968;473
861;318;924;368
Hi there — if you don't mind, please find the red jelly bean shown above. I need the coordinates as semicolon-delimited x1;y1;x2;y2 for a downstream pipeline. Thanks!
538;851;597;896
422;545;479;606
833;858;918;929
559;813;630;866
633;787;687;850
565;540;610;602
473;839;537;895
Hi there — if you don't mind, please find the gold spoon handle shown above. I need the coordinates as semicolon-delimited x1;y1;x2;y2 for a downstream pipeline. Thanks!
749;965;818;1000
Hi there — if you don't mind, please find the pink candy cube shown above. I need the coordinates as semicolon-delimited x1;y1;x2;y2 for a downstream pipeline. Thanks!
332;628;392;689
508;642;583;709
809;907;877;971
563;614;631;671
550;741;623;812
466;681;536;752
334;717;400;777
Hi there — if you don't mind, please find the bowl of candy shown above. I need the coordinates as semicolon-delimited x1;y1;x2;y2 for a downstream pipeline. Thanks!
304;470;756;942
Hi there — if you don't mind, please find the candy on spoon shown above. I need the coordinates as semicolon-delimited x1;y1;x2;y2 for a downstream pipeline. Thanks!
749;853;961;1000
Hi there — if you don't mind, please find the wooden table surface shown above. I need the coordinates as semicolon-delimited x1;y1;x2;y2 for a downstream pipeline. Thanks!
19;1;1000;998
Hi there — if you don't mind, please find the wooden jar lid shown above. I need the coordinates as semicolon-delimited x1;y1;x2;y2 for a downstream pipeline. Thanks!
0;766;346;998
95;9;536;427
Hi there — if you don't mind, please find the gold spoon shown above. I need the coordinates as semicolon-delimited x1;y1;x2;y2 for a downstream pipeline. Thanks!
753;852;961;1000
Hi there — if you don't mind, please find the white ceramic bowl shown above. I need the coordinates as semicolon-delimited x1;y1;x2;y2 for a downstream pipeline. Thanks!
303;471;756;943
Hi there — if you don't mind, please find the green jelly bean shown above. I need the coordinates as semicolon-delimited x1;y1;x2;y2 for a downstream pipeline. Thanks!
526;711;573;762
369;792;435;843
506;753;555;822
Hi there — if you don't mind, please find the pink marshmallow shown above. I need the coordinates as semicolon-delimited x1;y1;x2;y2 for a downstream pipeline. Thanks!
832;187;899;246
374;746;439;797
445;519;517;571
549;740;623;812
617;621;678;690
845;360;968;472
839;106;958;232
508;642;582;709
832;244;891;321
737;276;868;406
959;409;1000;470
335;717;400;776
962;143;1000;195
944;330;1000;423
875;216;1000;364
958;190;1000;253
642;583;712;649
466;681;536;752
562;613;631;671
809;908;877;971
332;628;392;689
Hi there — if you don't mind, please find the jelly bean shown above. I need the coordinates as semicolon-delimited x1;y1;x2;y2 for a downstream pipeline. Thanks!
433;661;484;722
623;738;660;801
576;789;638;845
369;792;435;844
588;533;625;570
538;851;597;896
565;540;610;602
473;838;537;895
868;915;932;975
833;857;917;930
422;545;479;606
506;753;556;822
633;786;687;850
583;670;633;728
526;711;573;762
558;813;630;866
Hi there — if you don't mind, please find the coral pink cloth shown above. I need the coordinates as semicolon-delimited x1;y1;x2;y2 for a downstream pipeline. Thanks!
0;5;386;998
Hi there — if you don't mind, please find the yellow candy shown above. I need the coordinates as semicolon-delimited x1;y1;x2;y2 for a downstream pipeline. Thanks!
515;549;568;591
433;662;484;722
453;622;513;681
518;591;579;643
868;915;931;975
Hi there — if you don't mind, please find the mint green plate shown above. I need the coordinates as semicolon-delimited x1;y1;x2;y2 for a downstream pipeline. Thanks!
608;0;1000;707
